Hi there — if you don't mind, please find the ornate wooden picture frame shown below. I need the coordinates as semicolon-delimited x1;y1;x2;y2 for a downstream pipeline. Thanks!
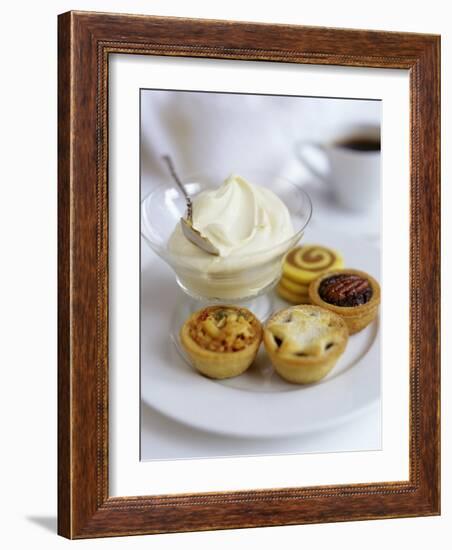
58;11;440;539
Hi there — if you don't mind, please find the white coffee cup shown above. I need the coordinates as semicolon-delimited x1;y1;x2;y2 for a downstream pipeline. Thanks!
296;125;380;211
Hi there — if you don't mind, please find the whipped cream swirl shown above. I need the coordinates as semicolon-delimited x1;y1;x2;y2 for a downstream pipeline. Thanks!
169;174;293;260
167;174;296;299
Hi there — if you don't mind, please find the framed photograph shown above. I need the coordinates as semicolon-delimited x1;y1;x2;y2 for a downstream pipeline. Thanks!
58;11;440;539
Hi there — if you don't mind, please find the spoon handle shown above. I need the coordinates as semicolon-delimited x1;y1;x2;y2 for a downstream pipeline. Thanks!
162;155;193;223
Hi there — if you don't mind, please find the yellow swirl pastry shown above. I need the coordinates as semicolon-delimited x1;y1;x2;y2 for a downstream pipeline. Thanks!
276;282;310;304
282;245;344;284
279;276;309;296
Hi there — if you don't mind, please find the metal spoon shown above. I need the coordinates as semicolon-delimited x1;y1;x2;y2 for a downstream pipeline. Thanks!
162;155;220;255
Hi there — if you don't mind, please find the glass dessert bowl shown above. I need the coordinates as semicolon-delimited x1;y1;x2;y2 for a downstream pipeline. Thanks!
142;170;311;359
141;170;312;313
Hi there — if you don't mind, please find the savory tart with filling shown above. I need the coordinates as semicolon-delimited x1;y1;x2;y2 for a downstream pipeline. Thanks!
263;305;348;384
180;305;262;379
308;269;380;334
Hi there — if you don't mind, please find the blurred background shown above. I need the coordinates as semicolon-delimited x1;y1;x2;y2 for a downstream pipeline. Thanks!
141;90;381;240
141;90;380;179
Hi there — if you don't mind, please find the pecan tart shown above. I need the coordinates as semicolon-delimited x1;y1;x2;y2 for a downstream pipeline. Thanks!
308;269;380;334
263;305;348;384
180;305;262;379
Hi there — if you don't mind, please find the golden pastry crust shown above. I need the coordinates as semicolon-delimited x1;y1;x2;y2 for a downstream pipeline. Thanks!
276;282;311;305
279;276;309;296
263;305;348;384
282;245;344;284
180;305;262;379
308;269;380;334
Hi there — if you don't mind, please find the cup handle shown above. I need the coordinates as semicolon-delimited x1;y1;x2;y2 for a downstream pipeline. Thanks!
296;141;329;183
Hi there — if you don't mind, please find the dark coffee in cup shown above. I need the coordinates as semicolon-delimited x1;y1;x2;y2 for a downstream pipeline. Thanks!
336;137;380;152
297;123;380;210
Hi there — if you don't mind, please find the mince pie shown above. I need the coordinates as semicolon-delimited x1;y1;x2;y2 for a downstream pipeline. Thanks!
180;305;262;379
263;305;348;384
308;269;380;334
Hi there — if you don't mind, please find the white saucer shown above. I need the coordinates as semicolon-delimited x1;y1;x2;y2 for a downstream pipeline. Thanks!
141;235;380;439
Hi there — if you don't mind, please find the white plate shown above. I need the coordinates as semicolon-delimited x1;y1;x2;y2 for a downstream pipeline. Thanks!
141;234;380;439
